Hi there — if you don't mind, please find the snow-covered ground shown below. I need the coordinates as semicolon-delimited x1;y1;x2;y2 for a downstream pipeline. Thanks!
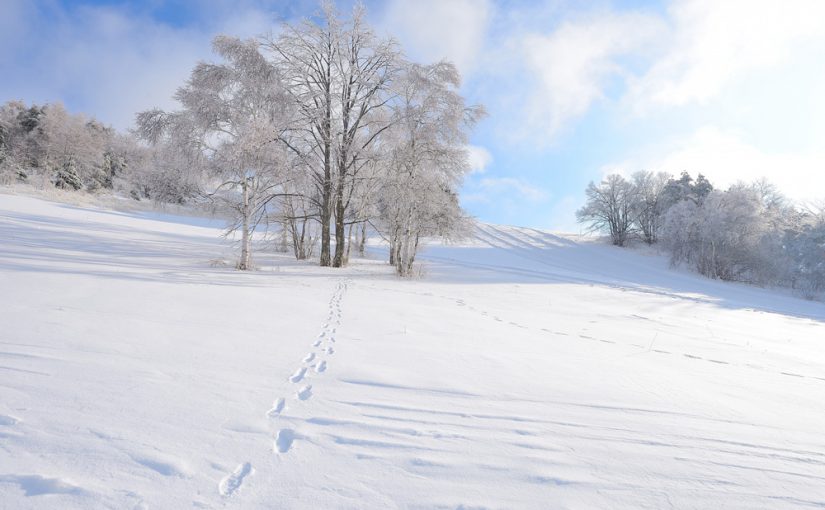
1;193;824;509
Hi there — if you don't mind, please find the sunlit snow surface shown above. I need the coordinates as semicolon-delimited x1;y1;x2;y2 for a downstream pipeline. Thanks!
1;194;824;509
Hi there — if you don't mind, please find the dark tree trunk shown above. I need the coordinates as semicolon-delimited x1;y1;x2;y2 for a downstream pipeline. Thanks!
332;181;346;267
319;145;332;266
358;222;367;256
319;59;333;267
320;199;331;265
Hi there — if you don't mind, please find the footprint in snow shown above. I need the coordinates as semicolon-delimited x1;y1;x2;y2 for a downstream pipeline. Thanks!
0;414;19;426
0;475;87;497
318;332;326;338
218;462;253;497
267;398;285;417
312;340;322;347
290;367;307;383
325;346;334;355
303;353;316;363
296;385;313;400
274;429;295;453
315;360;327;373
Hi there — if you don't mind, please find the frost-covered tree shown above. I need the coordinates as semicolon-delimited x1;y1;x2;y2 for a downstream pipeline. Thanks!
577;174;637;247
661;184;773;282
264;2;399;267
375;61;482;276
278;170;320;260
0;100;127;190
577;170;823;296
54;156;83;190
660;171;713;209
266;3;399;267
780;205;825;298
630;171;670;244
263;5;339;266
327;5;398;267
138;36;291;270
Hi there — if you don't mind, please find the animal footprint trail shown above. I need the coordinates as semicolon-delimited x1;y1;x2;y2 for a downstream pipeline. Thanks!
315;360;327;373
218;462;253;497
303;353;315;363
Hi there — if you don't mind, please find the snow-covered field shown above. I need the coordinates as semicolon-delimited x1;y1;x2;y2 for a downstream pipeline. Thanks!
1;193;825;509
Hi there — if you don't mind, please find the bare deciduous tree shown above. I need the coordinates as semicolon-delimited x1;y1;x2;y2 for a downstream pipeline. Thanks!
630;171;670;244
264;3;398;267
577;174;636;247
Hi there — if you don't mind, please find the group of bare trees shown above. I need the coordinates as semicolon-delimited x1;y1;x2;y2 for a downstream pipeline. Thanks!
578;171;825;297
577;171;712;247
136;4;481;274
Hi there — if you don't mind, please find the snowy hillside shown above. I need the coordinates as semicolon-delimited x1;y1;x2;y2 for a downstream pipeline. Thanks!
1;194;825;509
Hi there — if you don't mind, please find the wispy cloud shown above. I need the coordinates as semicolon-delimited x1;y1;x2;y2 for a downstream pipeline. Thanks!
515;11;664;144
379;0;492;76
627;0;825;110
464;177;548;204
0;1;275;130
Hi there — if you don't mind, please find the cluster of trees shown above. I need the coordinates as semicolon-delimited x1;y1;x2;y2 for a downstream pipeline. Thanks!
136;4;482;274
0;99;204;203
578;171;825;297
1;4;482;277
0;101;134;191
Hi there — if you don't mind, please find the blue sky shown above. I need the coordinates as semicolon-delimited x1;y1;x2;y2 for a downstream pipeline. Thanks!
2;0;824;230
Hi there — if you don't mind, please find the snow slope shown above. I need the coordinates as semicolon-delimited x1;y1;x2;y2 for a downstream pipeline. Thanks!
1;193;824;509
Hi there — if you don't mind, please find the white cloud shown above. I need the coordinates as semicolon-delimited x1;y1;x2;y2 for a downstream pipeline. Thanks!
628;0;825;109
380;0;492;75
0;2;276;131
503;0;825;144
466;145;492;174
601;126;825;204
514;11;664;143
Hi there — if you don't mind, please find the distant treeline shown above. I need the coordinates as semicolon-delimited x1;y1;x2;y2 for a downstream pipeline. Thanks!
577;171;825;298
0;100;199;202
